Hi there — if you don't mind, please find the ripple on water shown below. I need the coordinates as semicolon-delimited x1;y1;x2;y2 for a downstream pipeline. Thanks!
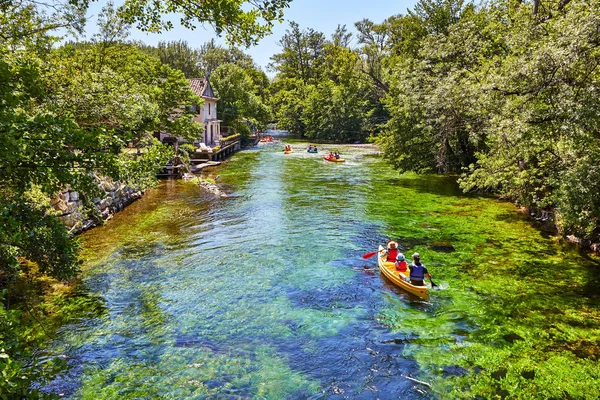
44;143;600;400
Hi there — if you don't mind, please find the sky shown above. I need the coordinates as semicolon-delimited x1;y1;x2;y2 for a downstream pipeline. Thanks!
82;0;420;73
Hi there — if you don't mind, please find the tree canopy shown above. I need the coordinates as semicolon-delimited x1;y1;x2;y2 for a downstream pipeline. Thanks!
267;0;600;243
0;0;289;396
269;22;375;142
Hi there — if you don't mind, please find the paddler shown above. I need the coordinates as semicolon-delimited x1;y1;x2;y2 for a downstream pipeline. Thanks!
386;240;399;262
409;253;432;286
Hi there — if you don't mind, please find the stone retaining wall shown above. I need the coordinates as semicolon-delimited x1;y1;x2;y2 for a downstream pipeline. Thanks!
52;178;143;233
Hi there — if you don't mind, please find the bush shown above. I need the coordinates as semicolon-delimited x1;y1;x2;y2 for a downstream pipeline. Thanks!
0;290;66;399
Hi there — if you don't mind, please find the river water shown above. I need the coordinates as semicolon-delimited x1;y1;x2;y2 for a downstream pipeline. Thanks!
47;143;600;399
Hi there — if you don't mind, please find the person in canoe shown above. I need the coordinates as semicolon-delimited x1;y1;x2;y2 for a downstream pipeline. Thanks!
409;253;432;286
395;253;408;272
308;145;313;151
385;240;399;262
328;151;334;159
334;151;340;159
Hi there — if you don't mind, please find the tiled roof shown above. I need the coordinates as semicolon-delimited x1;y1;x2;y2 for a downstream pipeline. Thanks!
188;78;217;99
188;78;207;96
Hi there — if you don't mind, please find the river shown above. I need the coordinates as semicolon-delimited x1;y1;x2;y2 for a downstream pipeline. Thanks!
46;142;600;399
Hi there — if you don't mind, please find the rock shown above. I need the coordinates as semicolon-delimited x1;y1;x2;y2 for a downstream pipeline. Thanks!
101;180;114;192
54;199;69;214
51;178;146;233
198;181;227;197
99;197;112;210
59;212;84;229
101;208;111;220
81;220;95;231
58;201;79;215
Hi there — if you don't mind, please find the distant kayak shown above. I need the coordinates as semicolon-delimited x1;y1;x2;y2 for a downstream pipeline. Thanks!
284;149;293;154
378;245;428;300
323;156;344;163
307;149;318;153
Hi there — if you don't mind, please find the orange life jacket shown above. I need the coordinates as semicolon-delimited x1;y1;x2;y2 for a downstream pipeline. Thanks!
387;248;398;262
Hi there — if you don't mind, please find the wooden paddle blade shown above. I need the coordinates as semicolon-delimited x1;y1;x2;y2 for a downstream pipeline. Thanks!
362;251;378;259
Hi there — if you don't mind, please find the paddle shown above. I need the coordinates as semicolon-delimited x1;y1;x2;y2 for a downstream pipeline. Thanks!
362;251;378;259
429;278;439;288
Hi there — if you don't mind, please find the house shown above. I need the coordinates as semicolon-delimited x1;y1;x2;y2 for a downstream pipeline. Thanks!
189;77;221;147
155;76;222;147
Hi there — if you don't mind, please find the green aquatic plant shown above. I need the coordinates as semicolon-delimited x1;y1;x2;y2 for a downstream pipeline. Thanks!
365;166;600;399
45;145;600;399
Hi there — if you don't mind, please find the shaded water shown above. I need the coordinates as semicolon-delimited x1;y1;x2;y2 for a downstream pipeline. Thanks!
47;143;600;399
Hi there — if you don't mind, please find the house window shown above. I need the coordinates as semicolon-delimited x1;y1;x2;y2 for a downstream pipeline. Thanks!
208;103;211;117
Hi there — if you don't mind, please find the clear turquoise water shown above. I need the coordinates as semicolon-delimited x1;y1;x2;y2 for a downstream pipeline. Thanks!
46;143;600;399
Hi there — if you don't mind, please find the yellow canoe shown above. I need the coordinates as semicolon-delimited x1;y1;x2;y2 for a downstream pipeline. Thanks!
377;245;428;300
284;149;293;154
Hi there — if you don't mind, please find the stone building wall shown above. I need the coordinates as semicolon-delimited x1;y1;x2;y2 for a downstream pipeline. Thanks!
52;178;143;233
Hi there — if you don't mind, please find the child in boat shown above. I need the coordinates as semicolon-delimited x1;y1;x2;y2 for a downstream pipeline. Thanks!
409;253;432;286
395;253;408;272
386;241;399;262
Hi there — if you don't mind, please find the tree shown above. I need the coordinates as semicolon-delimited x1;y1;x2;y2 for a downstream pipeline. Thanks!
0;0;291;396
331;24;353;48
459;0;600;238
269;77;309;136
302;79;368;142
270;21;326;83
195;40;272;101
197;39;255;74
155;40;202;77
211;63;271;129
85;0;291;47
409;0;468;35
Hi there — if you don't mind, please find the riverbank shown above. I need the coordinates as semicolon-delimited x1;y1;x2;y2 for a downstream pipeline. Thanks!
52;176;144;234
283;138;600;254
40;144;600;399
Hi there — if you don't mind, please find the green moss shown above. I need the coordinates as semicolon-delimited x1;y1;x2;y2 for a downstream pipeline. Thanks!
46;144;600;399
362;163;600;399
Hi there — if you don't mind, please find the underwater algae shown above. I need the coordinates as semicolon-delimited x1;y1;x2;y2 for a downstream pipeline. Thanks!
48;143;600;399
365;169;600;398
